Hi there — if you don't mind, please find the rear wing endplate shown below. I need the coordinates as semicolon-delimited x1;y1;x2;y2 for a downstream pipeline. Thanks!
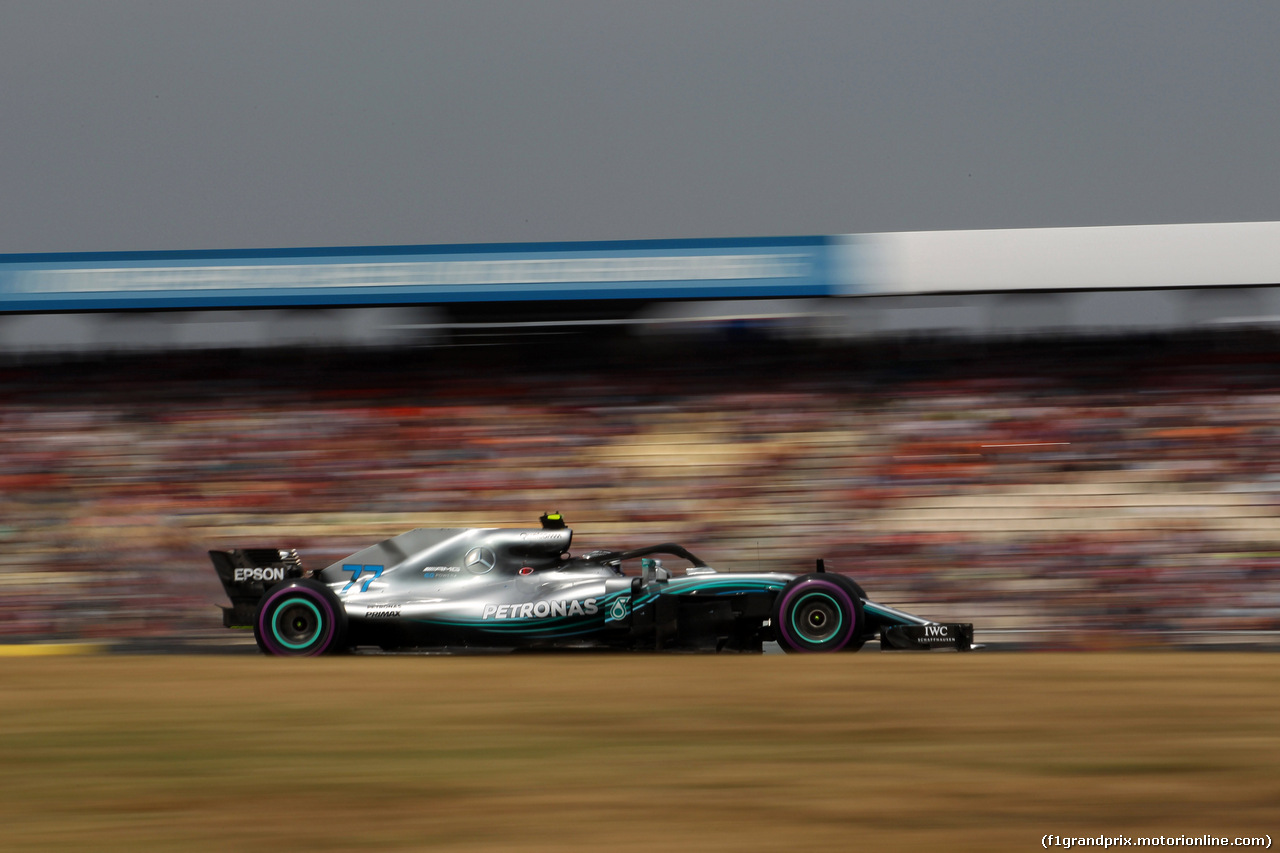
209;548;305;628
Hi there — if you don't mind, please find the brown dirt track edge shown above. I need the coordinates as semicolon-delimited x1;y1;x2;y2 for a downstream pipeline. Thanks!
0;653;1276;852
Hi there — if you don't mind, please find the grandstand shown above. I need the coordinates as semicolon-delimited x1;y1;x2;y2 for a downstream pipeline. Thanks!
4;221;1280;351
0;223;1277;649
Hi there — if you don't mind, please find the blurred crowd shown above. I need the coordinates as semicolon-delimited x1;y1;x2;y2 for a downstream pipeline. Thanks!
2;330;1278;648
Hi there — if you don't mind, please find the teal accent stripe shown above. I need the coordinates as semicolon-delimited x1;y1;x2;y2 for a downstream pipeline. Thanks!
409;619;607;638
669;580;786;595
409;580;784;638
863;602;915;626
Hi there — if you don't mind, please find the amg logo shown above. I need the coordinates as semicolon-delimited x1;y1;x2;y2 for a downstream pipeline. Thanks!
234;567;285;582
925;625;949;637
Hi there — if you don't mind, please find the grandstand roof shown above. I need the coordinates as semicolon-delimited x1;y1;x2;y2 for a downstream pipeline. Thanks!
841;221;1280;295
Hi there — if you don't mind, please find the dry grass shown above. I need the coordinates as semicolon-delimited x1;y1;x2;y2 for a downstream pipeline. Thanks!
0;653;1276;852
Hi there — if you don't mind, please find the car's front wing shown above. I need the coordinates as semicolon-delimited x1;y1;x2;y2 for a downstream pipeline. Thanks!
879;623;975;651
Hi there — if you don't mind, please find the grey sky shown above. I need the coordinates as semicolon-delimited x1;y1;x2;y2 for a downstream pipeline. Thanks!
3;2;1279;253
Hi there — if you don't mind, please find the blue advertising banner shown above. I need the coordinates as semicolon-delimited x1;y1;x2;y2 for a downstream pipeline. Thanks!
0;237;833;311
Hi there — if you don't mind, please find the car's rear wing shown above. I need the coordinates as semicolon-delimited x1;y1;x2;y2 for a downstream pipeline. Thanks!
209;548;305;628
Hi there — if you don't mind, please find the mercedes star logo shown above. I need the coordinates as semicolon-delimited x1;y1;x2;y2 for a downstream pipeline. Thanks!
464;546;496;574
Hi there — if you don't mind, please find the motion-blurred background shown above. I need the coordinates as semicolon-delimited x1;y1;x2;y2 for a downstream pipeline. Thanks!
3;226;1279;650
5;3;1280;653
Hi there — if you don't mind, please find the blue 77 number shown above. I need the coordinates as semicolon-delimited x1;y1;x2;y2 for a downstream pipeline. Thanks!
341;564;384;593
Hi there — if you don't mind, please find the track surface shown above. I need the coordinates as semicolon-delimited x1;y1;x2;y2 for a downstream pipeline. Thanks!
1;654;1276;852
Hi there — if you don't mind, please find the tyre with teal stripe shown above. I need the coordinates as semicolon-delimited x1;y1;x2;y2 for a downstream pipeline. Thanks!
772;574;865;653
253;580;348;656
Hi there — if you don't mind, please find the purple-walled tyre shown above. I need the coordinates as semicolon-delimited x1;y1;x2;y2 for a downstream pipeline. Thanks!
772;575;866;653
253;580;347;656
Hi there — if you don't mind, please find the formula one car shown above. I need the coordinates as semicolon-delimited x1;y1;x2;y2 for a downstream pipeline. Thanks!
210;513;974;656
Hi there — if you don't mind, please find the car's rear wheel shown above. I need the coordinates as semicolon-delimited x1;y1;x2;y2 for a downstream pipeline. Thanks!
772;574;865;653
254;579;347;656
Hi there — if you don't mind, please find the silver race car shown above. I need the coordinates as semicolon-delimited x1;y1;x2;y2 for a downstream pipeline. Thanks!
211;513;974;655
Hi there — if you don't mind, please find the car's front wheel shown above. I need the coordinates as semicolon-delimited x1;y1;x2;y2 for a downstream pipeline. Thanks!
253;579;347;656
772;574;865;653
